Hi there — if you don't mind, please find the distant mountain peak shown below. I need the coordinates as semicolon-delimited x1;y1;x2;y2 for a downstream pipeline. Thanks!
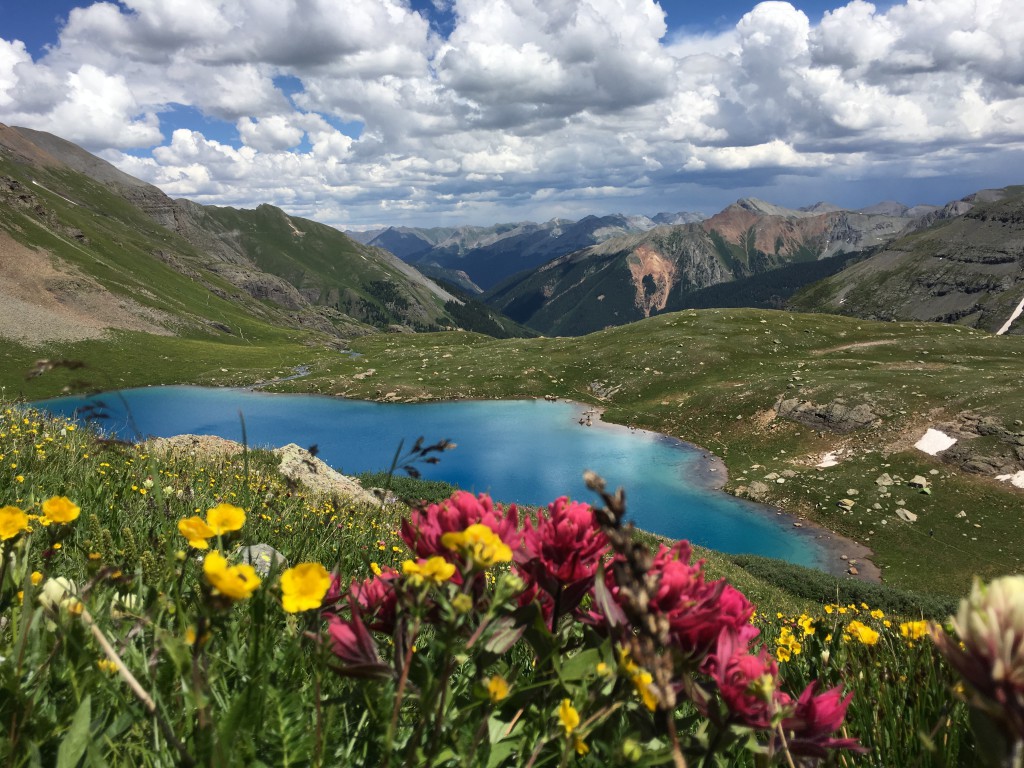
733;198;810;217
800;201;845;213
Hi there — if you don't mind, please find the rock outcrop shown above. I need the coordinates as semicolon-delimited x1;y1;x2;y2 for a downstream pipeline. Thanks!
776;397;878;433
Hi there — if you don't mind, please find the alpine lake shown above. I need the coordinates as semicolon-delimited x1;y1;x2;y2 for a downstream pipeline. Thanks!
36;385;833;570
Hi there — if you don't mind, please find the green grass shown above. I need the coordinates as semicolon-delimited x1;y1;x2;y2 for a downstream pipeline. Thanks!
0;402;981;765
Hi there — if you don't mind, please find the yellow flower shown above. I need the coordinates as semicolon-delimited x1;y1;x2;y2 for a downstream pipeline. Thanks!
30;570;43;586
280;562;331;613
557;698;580;736
630;668;658;711
441;523;512;568
870;609;885;620
824;604;834;614
574;736;589;755
486;675;510;702
776;626;802;658
845;620;880;646
900;620;929;641
452;593;474;614
403;556;457;586
178;516;215;549
41;496;80;524
203;551;261;600
798;614;815;636
206;503;246;535
0;505;29;540
97;659;119;674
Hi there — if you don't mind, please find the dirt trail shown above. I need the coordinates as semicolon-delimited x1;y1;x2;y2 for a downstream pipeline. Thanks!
811;339;898;356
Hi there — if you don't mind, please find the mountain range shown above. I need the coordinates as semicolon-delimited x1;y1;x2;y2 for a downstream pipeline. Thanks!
2;122;1022;352
790;187;1024;332
347;210;706;292
477;195;983;335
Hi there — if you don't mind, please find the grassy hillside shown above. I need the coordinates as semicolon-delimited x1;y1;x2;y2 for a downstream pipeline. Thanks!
2;124;526;341
255;309;1024;597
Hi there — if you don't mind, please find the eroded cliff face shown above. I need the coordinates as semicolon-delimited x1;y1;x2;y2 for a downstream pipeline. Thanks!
627;245;678;317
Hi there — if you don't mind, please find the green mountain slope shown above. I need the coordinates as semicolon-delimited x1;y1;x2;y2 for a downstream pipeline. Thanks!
790;187;1024;334
0;124;531;346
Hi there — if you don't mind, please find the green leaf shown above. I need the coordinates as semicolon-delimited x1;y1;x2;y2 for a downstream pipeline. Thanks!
558;648;602;683
486;739;520;768
56;694;91;768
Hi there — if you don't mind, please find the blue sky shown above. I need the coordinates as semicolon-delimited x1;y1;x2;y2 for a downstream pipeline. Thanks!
1;1;1021;228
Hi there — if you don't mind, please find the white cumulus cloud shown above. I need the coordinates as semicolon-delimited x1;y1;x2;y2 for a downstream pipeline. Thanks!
0;0;1022;225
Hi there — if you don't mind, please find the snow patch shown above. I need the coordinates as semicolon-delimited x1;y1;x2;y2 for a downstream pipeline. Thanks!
914;428;957;455
996;295;1024;335
817;451;841;468
995;471;1024;489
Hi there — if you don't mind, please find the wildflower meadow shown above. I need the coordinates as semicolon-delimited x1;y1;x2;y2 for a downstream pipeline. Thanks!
0;401;1021;766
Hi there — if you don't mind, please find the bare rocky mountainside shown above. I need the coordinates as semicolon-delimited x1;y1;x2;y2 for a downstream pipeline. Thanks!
481;196;968;336
0;123;526;347
789;187;1024;335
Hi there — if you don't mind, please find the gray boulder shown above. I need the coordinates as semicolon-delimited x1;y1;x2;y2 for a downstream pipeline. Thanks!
273;443;382;507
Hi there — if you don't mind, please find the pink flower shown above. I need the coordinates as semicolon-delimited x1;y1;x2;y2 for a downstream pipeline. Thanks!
517;497;608;620
709;628;781;730
782;683;863;758
326;612;389;678
401;491;520;562
647;543;754;657
349;568;400;633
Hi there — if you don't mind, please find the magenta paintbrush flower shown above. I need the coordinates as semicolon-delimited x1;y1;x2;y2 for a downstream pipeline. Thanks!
400;491;520;562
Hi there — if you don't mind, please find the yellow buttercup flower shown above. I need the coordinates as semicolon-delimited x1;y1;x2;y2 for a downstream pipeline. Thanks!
30;571;43;586
280;562;331;613
41;496;79;524
630;668;658;712
203;551;261;600
178;516;215;549
574;736;589;755
0;505;29;540
557;698;580;736
441;523;512;568
206;503;246;535
798;614;815;636
900;620;929;642
845;619;880;646
403;556;457;587
486;675;510;702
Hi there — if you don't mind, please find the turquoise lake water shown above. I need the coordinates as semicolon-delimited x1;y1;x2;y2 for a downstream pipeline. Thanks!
36;386;828;569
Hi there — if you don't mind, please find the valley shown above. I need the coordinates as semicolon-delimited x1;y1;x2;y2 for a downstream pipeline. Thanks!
1;123;1021;600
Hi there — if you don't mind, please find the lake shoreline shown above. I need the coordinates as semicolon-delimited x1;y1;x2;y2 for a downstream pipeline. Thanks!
566;400;881;583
